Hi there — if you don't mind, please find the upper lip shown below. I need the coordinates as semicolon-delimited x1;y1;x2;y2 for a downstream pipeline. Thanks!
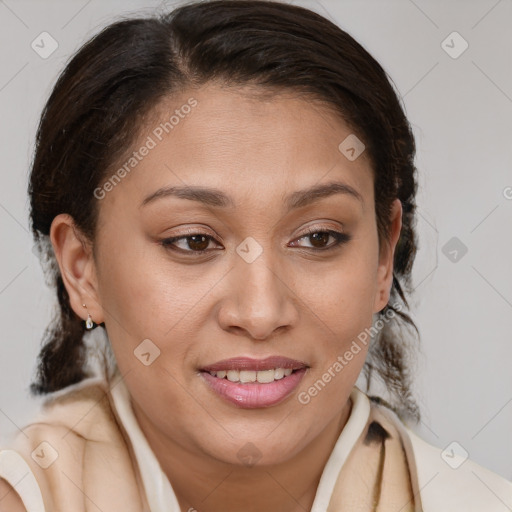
200;356;308;372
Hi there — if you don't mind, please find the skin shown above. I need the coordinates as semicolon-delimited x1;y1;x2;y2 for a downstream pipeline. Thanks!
49;83;402;512
0;479;26;512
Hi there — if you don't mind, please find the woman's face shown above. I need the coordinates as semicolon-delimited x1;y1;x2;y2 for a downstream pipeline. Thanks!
67;83;401;466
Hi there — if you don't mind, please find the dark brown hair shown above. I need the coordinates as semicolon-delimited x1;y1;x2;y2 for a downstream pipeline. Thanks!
29;0;420;421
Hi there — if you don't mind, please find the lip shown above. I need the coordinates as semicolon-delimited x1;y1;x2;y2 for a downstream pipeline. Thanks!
200;367;308;409
200;356;308;372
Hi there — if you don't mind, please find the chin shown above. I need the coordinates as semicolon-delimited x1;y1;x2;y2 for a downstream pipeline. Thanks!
198;432;305;468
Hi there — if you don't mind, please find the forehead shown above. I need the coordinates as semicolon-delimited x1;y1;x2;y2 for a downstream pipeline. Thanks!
98;83;374;216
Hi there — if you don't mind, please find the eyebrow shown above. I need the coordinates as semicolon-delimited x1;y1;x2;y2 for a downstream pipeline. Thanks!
140;180;364;211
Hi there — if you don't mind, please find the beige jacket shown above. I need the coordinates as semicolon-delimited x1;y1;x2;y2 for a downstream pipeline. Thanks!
1;377;511;511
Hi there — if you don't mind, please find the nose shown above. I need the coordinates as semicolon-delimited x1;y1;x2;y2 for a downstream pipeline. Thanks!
217;250;299;340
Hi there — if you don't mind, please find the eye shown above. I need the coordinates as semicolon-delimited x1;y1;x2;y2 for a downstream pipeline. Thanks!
289;227;351;251
160;226;351;256
160;232;221;255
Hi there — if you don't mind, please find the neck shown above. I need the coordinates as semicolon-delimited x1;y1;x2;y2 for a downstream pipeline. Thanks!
132;399;352;512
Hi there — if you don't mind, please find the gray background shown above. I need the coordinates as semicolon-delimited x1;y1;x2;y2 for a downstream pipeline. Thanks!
0;0;511;480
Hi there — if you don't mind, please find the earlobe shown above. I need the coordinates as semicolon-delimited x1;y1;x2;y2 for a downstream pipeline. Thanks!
49;214;104;325
373;199;402;313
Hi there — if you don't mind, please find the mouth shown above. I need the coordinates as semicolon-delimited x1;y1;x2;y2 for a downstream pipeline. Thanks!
205;367;298;384
199;356;309;409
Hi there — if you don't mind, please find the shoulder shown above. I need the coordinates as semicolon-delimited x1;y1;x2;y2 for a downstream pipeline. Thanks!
0;478;27;512
0;451;40;512
0;477;27;512
10;377;118;481
404;424;512;511
362;393;512;512
0;378;143;511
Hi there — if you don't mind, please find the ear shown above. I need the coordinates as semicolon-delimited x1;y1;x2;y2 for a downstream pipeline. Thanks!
49;213;104;325
373;198;402;313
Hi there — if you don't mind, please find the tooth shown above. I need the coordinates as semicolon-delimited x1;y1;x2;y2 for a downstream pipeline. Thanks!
239;370;257;383
227;370;240;382
214;367;296;382
256;369;275;383
274;368;285;379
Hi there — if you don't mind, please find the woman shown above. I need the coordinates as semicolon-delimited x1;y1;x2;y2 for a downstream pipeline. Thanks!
0;0;510;510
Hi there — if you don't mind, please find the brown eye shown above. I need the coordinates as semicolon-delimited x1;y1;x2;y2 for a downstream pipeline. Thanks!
186;235;210;251
291;229;351;251
308;231;331;248
161;228;351;257
161;233;220;254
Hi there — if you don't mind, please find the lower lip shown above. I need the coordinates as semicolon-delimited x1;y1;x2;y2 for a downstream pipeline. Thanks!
200;369;307;409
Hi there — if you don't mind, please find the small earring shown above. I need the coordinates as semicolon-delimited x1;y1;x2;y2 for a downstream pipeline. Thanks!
82;303;95;330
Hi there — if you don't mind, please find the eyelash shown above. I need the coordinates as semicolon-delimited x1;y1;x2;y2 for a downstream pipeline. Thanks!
160;226;351;256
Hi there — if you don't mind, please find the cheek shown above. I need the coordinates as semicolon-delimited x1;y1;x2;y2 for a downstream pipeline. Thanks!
93;235;193;363
299;243;378;319
96;226;186;324
95;211;379;365
296;238;379;362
